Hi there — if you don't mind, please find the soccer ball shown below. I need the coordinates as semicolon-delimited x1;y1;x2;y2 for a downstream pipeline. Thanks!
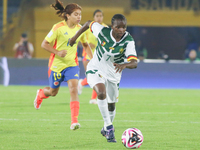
121;128;143;149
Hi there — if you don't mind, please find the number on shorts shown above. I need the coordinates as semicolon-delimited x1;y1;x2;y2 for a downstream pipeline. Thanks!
53;73;61;80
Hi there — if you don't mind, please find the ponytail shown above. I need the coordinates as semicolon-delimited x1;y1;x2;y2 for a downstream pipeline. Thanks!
51;0;82;21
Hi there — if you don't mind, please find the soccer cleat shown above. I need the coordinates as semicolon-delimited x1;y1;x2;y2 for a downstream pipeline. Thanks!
106;125;116;143
89;99;97;104
101;127;106;136
34;89;43;110
78;79;83;95
70;123;81;130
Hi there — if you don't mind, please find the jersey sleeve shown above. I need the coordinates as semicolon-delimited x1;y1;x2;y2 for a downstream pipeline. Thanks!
45;25;58;43
79;32;87;44
125;41;138;61
89;21;104;38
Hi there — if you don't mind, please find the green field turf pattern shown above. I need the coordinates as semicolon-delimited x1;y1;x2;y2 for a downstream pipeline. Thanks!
0;85;199;150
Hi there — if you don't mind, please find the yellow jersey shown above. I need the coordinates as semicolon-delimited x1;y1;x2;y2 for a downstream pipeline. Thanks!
45;20;87;74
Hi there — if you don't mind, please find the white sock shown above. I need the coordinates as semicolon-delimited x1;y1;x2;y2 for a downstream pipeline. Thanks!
97;99;112;127
109;108;116;123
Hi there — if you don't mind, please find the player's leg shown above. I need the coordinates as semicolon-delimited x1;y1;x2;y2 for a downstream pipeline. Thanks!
83;60;97;104
34;87;60;110
82;54;97;104
108;103;116;123
92;78;112;129
64;66;80;130
106;81;119;123
87;72;116;142
83;56;98;104
100;80;119;142
68;79;80;130
34;69;62;110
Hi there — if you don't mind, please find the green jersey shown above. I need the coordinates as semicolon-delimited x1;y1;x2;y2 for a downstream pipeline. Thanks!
87;22;137;83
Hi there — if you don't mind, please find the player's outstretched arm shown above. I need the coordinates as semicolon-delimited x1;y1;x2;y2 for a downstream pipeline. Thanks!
69;21;92;47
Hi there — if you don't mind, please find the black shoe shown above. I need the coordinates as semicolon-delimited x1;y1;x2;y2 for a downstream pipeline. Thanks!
106;125;116;143
101;127;106;136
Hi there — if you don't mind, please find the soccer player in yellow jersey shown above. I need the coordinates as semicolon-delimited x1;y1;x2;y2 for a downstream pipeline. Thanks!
34;0;92;130
78;9;108;104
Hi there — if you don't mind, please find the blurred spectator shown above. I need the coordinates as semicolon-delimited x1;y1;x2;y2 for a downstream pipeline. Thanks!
185;49;200;62
184;41;198;59
135;40;147;61
13;33;34;59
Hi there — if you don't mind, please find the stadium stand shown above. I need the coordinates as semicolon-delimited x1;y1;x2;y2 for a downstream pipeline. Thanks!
0;0;22;37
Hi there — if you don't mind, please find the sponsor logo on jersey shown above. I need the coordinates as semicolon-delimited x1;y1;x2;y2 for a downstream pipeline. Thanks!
120;48;124;54
64;32;68;35
101;41;106;46
109;47;115;50
74;74;79;77
54;81;59;86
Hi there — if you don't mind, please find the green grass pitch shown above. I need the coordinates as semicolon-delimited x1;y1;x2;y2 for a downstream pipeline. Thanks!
0;85;200;150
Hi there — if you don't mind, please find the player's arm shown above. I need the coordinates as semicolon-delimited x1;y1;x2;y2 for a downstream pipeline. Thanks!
41;39;67;57
125;59;137;69
114;59;137;73
69;21;92;47
82;42;93;59
114;40;138;73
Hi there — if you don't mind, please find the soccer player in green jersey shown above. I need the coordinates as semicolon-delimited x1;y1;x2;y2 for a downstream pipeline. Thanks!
70;14;138;142
34;0;92;130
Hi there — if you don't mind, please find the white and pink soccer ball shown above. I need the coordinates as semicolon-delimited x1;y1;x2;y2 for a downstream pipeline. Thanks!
121;128;143;149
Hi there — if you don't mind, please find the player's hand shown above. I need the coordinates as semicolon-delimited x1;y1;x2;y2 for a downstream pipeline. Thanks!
57;50;67;57
69;37;76;47
113;63;126;73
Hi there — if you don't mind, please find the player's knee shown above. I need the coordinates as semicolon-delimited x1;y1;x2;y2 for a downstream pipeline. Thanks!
97;91;106;100
108;103;115;111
